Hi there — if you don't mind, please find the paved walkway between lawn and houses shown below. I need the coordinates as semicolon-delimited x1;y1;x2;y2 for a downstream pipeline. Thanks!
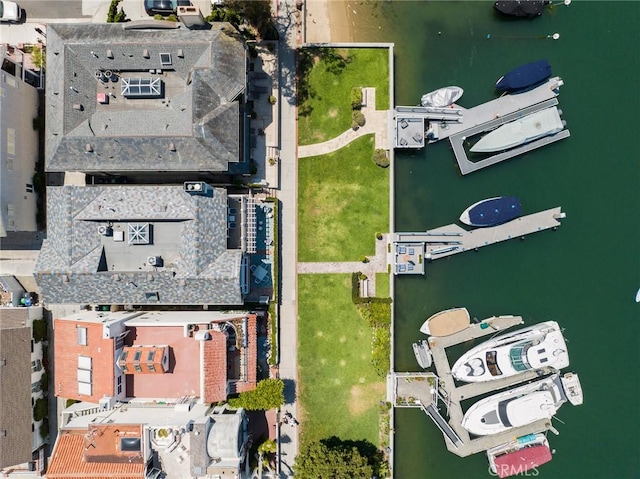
297;234;390;297
297;87;389;158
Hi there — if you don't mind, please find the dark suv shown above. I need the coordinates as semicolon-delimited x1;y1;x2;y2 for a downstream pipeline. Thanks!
144;0;190;16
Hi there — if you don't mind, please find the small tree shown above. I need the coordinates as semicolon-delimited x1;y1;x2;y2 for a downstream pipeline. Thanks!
107;0;127;23
32;319;47;343
294;439;380;479
257;438;277;454
227;378;284;410
352;110;366;128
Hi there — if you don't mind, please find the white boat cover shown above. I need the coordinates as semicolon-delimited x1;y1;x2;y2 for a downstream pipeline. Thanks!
421;86;464;108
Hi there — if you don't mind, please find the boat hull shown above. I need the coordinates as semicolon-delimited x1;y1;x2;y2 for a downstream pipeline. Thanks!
459;196;521;227
494;1;549;18
470;107;564;153
451;320;569;382
496;59;551;92
487;433;552;478
420;307;470;336
420;86;464;108
462;374;564;436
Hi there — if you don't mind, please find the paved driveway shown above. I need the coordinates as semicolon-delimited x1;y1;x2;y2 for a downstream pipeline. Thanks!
17;0;90;20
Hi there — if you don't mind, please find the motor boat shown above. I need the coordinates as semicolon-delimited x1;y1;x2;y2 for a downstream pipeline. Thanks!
412;339;433;368
487;433;552;478
420;86;464;108
470;107;564;153
419;307;470;336
451;320;569;382
495;59;551;92
462;372;582;436
459;196;521;227
494;1;549;18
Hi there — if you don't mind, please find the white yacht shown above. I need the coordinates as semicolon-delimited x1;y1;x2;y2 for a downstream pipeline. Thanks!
462;372;582;436
451;321;569;382
470;107;565;153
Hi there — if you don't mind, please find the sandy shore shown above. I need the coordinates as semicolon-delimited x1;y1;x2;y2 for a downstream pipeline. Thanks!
304;0;354;43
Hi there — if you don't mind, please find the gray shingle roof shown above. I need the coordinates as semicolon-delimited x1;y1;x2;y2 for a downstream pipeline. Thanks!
46;23;246;173
34;185;244;305
0;309;33;468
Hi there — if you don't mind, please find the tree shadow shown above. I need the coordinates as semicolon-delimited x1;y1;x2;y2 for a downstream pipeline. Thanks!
282;378;297;405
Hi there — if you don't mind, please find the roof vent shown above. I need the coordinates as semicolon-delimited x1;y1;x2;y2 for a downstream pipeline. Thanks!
169;142;176;152
106;49;114;59
177;49;184;58
143;49;150;59
85;143;94;153
147;256;163;267
73;103;84;111
98;225;113;236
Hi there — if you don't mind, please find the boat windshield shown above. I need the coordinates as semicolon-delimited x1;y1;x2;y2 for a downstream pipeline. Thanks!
509;342;534;371
486;351;503;376
497;398;516;428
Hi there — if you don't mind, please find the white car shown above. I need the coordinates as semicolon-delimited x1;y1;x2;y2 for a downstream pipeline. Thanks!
0;0;22;22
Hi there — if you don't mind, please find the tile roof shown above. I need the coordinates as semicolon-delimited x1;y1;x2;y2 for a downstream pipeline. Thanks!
45;23;246;173
53;320;115;404
0;309;33;469
46;429;145;479
34;185;244;305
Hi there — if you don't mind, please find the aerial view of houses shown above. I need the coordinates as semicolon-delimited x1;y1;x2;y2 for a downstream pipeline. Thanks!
3;0;632;478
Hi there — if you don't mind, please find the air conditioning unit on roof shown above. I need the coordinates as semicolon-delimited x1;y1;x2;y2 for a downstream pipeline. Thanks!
147;256;162;267
98;225;113;236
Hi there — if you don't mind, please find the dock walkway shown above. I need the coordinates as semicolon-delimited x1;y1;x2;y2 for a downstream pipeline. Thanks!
393;207;565;274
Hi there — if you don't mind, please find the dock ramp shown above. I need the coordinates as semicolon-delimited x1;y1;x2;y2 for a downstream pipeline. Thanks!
422;403;461;447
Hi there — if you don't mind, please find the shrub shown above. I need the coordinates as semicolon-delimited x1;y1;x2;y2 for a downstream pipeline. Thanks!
106;0;127;22
153;13;164;20
227;378;284;410
33;398;48;422
360;255;369;263
258;438;277;454
351;87;363;109
165;14;178;22
32;319;47;343
372;149;389;168
39;420;49;440
39;372;49;393
376;232;383;240
269;95;277;105
65;399;79;408
352;110;366;127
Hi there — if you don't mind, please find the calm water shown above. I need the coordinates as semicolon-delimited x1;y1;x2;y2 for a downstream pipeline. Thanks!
350;2;640;478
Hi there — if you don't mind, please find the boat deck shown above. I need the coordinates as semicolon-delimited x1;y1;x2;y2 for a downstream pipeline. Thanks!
426;316;558;457
393;207;565;274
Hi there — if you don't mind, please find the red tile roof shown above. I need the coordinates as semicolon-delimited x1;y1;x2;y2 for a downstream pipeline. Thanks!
54;319;115;403
47;428;145;479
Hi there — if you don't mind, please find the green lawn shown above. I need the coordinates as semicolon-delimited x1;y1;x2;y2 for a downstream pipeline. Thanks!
298;135;389;262
298;48;390;145
375;272;390;299
298;274;385;446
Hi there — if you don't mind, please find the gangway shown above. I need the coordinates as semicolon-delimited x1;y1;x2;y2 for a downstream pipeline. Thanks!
421;402;461;447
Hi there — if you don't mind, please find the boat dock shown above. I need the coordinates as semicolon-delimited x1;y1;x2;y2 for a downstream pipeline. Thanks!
395;77;570;173
392;316;558;457
394;105;463;149
393;207;565;274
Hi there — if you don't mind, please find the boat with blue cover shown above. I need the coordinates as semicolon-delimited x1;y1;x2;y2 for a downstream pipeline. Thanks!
494;1;549;18
459;197;522;227
496;60;552;92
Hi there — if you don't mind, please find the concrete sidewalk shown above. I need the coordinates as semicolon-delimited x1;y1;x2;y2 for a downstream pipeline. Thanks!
272;0;302;477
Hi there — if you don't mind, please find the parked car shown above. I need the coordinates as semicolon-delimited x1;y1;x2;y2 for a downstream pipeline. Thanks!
144;0;190;16
0;0;23;22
